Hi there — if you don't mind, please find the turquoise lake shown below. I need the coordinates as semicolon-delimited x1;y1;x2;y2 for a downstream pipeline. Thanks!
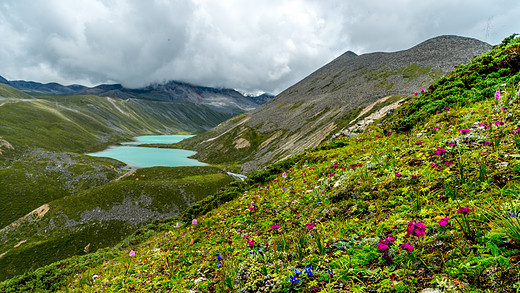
88;135;206;168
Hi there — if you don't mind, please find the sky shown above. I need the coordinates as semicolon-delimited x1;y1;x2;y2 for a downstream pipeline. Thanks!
0;0;519;95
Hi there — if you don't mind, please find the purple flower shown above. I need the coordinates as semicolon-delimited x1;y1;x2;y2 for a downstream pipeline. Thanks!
282;172;287;178
457;206;471;215
306;221;316;230
438;217;451;227
406;220;426;237
395;172;401;178
400;243;414;252
496;121;504;126
129;250;135;257
305;266;313;276
192;219;197;225
459;129;470;134
495;90;500;100
484;141;492;146
415;141;423;145
271;223;280;230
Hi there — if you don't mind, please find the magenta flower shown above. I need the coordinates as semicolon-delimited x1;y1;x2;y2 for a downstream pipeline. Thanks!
479;122;489;128
484;141;492;146
432;127;438;131
438;217;451;227
282;172;287;178
446;106;450;110
406;220;427;237
377;242;389;251
306;221;316;230
518;87;520;96
192;219;197;225
395;172;401;178
496;121;504;126
247;239;256;247
495;90;500;100
457;206;471;215
459;129;470;134
449;142;456;147
377;234;395;251
415;141;423;145
271;223;280;230
436;110;441;114
249;201;254;211
421;88;424;93
434;147;447;156
400;243;414;252
129;250;135;257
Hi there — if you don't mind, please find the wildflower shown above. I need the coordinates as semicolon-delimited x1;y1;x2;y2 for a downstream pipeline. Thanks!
129;250;135;257
249;251;255;255
438;217;451;227
243;234;249;239
496;121;504;126
328;269;334;275
249;201;254;211
290;275;300;283
395;172;401;178
415;141;423;145
459;129;470;134
479;122;489;128
306;221;316;230
247;239;256;247
305;266;313;277
386;132;392;136
190;239;194;245
271;223;280;230
421;88;424;93
484;141;492;146
191;219;197;225
434;147;447;156
377;234;395;251
513;127;520;134
457;206;471;215
400;243;414;252
495;90;500;100
446;106;450;110
518;87;520;96
449;142;457;147
414;92;418;96
432;127;438;131
436;110;441;114
216;255;223;260
406;220;427;237
217;263;222;268
282;171;287;178
294;269;303;275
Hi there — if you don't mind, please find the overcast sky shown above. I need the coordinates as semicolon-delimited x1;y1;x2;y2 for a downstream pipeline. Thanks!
1;0;519;94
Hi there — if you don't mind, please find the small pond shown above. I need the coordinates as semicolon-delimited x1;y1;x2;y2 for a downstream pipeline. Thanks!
88;135;205;168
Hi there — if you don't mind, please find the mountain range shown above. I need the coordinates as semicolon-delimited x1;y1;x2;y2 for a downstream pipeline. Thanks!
176;35;492;172
0;77;273;114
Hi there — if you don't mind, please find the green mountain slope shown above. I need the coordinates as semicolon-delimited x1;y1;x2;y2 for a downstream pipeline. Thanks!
177;35;492;172
0;87;238;279
2;35;519;292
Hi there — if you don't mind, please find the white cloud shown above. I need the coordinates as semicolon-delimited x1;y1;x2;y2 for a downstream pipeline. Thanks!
0;0;519;94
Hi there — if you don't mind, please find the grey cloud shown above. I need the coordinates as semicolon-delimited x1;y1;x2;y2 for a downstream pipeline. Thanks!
0;0;519;94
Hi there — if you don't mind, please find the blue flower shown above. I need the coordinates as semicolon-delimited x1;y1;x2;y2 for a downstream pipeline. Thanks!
328;269;333;275
305;266;313;276
217;263;222;268
249;251;255;255
341;244;345;250
216;255;222;260
293;269;302;275
290;275;300;283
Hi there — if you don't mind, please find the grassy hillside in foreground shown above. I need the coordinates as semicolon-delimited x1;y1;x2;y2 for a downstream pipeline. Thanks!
1;35;519;292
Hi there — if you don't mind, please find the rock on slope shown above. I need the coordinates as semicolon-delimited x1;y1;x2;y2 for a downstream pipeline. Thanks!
179;35;492;172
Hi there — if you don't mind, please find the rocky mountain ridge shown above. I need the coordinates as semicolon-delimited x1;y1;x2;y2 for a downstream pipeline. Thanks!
178;35;492;172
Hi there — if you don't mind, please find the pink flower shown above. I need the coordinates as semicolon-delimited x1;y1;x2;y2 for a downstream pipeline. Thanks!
479;122;489;128
395;172;401;177
414;92;418;96
496;121;504;126
449;142;456;147
434;147;447;156
495;90;500;100
415;141;423;145
438;217;451;227
457;206;471;215
249;201;255;211
432;127;438;131
446;106;450;110
421;88;424;93
282;172;287;178
436;110;441;114
129;250;135;257
377;242;389;251
406;220;427;237
400;243;414;252
271;223;280;230
484;141;492;146
192;219;197;225
459;129;470;134
247;239;256;247
306;221;316;230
